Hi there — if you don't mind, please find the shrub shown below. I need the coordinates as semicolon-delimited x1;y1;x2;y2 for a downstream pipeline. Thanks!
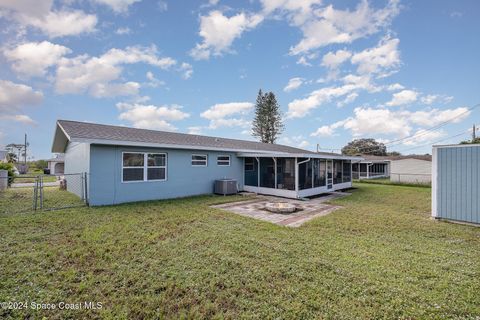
0;162;15;185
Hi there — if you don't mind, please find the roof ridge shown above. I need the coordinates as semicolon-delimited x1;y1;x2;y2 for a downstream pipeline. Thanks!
57;119;309;152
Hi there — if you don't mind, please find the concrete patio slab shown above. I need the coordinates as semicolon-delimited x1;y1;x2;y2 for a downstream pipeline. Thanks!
212;193;349;227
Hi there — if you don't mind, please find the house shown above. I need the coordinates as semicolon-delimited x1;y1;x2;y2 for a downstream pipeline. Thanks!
389;155;431;184
432;144;480;224
352;154;431;184
46;154;65;175
352;155;390;179
51;120;361;206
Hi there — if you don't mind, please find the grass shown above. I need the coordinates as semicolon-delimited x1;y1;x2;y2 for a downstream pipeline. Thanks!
0;187;85;215
0;183;479;319
14;174;58;184
354;177;431;188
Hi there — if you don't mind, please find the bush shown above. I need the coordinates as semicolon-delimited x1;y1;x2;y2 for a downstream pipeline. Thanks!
0;162;15;185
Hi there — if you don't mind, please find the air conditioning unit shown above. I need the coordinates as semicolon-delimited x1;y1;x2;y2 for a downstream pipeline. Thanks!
214;179;238;195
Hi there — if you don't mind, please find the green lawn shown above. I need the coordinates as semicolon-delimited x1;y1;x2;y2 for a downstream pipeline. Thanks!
1;183;479;319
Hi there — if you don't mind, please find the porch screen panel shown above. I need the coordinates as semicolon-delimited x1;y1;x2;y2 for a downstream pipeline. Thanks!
333;160;343;184
299;159;313;190
276;158;295;190
342;161;351;182
260;158;275;188
314;159;326;187
244;157;258;186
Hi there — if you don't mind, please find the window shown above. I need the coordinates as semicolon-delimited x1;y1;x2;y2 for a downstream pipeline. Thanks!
217;155;230;166
342;161;351;183
147;153;167;181
122;152;167;182
244;158;254;171
192;154;207;166
123;153;144;182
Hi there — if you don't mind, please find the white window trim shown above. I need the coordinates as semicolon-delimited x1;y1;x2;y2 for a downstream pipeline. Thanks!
217;155;231;166
192;154;208;167
121;152;167;183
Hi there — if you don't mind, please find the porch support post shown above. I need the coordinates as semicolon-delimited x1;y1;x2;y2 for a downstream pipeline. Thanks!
273;157;277;189
294;157;299;194
255;157;260;187
367;163;370;179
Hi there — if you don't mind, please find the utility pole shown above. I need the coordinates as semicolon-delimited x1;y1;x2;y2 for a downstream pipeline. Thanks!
473;124;477;141
24;133;27;165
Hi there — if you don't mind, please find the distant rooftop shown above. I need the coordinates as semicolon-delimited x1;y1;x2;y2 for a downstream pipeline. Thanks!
357;154;432;162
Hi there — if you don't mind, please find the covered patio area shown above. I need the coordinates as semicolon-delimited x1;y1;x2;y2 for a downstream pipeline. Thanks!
239;152;361;199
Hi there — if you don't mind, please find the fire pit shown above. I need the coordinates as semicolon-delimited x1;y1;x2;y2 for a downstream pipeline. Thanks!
264;202;297;214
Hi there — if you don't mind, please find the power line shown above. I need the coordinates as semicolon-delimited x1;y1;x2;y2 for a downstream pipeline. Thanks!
319;103;480;155
396;130;470;153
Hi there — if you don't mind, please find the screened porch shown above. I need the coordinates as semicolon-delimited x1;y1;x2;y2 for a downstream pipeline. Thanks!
352;162;389;180
241;155;355;198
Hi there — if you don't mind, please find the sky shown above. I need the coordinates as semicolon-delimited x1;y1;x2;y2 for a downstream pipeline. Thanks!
0;0;479;160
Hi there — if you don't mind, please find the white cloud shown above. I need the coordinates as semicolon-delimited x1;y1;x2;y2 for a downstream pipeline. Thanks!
55;45;177;97
288;0;400;55
283;77;304;92
401;129;446;146
386;83;404;91
92;0;141;13
420;94;454;105
287;74;377;118
190;10;263;60
0;1;98;38
0;114;36;125
115;27;131;35
408;107;470;127
3;41;71;77
188;126;203;135
386;89;418;107
179;62;193;79
296;56;311;66
337;92;358;107
0;80;43;113
117;102;190;131
321;49;351;69
310;106;471;139
351;37;400;75
279;134;312;149
145;71;165;88
201;102;254;129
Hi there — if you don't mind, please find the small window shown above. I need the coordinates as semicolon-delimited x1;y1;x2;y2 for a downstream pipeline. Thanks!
123;153;145;182
217;155;230;166
192;154;207;166
245;158;254;171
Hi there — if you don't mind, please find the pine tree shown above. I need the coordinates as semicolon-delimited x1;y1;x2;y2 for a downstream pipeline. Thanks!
252;90;284;143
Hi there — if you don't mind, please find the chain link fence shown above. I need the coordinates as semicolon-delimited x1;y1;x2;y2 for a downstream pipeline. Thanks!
0;173;87;216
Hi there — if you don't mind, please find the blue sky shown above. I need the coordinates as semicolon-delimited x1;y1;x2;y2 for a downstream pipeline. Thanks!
0;0;479;159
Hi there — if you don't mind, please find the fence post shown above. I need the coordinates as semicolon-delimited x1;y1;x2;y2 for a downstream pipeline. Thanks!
0;170;7;191
83;172;89;205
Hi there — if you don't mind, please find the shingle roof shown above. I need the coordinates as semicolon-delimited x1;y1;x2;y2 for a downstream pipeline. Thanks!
57;120;340;155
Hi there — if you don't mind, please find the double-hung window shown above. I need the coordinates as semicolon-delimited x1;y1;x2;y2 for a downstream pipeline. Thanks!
217;155;230;166
192;154;207;166
122;152;167;182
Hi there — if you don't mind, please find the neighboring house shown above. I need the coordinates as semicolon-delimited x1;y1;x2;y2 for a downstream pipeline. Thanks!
390;155;432;184
352;155;390;179
51;120;361;206
352;154;431;184
46;155;65;175
432;144;480;224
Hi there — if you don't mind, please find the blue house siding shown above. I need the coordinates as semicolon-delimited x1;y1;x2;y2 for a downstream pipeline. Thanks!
88;144;244;206
434;145;480;224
